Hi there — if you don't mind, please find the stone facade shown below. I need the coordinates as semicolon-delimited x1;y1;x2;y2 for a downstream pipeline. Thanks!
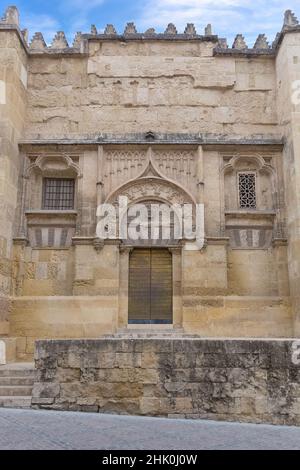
33;338;300;425
0;7;300;358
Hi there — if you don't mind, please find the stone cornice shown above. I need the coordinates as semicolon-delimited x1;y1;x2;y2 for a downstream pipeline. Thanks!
19;134;284;148
213;47;275;58
83;33;219;43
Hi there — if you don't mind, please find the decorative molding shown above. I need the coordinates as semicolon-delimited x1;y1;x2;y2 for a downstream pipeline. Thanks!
19;134;284;147
105;151;196;208
93;238;105;252
24;154;82;178
221;154;276;177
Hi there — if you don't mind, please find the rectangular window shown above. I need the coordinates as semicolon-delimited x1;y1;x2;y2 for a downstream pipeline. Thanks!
238;173;257;209
42;178;75;210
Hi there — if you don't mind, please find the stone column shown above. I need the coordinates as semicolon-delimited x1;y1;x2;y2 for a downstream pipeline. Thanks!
96;145;104;209
118;246;132;329
169;246;183;329
197;145;205;204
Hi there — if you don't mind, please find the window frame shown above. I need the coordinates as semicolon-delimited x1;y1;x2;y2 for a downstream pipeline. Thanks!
42;177;76;211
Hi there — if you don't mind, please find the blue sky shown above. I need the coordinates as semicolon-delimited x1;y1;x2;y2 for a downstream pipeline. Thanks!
1;0;299;47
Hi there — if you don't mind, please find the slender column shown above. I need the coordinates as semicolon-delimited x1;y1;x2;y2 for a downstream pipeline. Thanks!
97;145;104;208
197;145;204;204
169;246;183;329
118;246;133;329
18;157;29;239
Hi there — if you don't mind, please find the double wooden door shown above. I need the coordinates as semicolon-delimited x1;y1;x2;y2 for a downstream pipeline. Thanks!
128;248;173;324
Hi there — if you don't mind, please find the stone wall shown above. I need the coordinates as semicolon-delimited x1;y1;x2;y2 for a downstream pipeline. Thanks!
10;297;118;356
182;296;292;337
25;43;277;140
0;22;28;335
33;339;300;425
276;32;300;335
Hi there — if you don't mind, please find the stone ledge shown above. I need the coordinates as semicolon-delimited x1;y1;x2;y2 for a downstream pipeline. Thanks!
19;133;284;147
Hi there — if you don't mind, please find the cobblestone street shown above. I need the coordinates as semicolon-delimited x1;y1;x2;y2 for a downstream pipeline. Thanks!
0;408;300;450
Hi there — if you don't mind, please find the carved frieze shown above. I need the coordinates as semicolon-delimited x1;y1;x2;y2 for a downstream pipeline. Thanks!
102;147;197;199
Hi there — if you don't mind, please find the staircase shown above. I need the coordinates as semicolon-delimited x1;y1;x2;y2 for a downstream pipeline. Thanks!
0;363;35;409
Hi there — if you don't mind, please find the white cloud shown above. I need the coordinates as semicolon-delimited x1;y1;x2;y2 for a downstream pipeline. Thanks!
21;13;61;45
59;0;107;33
138;0;300;46
21;1;107;45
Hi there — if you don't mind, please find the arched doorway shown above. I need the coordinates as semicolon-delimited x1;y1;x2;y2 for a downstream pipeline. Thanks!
104;163;196;329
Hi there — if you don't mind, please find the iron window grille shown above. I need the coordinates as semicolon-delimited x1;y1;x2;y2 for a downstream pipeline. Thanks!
238;173;257;209
42;178;75;210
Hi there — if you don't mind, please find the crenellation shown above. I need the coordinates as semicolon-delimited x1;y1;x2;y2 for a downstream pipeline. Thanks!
164;23;178;35
91;25;97;35
73;32;83;49
184;24;197;35
51;31;69;49
29;32;47;50
124;22;137;35
205;24;213;36
1;5;19;25
218;38;228;49
232;34;248;50
283;9;299;28
104;24;117;35
254;34;269;50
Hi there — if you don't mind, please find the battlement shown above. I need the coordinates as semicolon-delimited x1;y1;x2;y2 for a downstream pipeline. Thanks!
0;5;300;57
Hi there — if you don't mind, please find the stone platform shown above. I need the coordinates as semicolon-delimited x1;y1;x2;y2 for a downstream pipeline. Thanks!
32;338;300;425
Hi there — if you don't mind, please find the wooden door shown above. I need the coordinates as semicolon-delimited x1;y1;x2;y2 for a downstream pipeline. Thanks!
128;248;173;324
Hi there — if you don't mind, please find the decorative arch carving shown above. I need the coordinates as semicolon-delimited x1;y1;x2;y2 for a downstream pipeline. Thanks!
105;157;196;207
221;153;276;176
24;153;82;178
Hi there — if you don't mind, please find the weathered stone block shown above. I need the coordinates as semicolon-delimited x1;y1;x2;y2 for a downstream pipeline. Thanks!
32;339;300;425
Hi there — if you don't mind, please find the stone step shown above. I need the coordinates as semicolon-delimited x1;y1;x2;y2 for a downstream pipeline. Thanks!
0;363;35;378
0;376;35;386
110;329;199;339
0;385;33;396
0;396;32;409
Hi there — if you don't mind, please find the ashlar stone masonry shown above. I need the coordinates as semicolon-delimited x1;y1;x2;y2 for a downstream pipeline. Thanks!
33;338;300;425
0;7;300;360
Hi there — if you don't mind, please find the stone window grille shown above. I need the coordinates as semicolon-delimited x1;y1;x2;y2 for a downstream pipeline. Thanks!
42;178;75;210
238;173;257;209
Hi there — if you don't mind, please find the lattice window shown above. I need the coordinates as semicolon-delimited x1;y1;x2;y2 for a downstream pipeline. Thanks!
238;173;257;209
42;178;75;210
